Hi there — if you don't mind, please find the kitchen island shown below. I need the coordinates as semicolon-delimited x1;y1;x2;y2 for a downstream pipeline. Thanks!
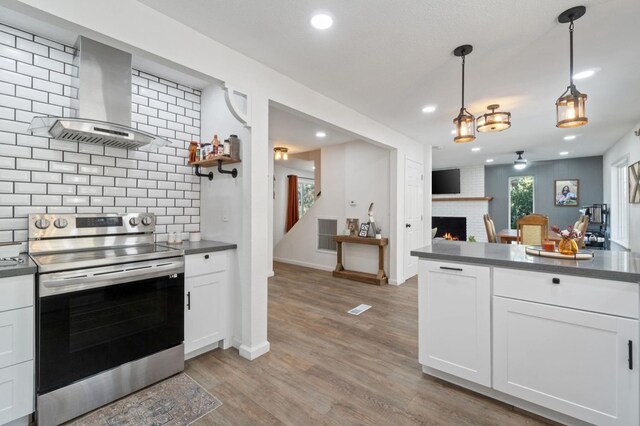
411;241;640;426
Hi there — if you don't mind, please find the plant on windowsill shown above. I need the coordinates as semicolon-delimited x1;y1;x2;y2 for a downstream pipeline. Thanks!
551;225;581;255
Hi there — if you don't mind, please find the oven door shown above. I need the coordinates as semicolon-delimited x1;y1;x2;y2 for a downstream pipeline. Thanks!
37;258;184;395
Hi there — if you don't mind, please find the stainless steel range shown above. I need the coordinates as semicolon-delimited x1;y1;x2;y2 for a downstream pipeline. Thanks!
28;213;185;426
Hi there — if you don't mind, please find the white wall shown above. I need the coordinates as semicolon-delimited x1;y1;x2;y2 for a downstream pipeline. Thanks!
603;120;640;252
432;165;488;242
274;141;391;276
272;164;314;247
8;0;427;359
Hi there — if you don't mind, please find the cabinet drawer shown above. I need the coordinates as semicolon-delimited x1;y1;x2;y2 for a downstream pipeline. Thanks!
0;307;33;369
494;268;639;318
0;275;33;312
0;361;34;425
185;251;227;278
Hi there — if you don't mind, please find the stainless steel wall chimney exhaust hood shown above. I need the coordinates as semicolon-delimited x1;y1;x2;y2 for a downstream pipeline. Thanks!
29;37;171;150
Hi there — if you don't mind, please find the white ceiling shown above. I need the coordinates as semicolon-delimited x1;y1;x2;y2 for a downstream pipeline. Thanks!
269;105;358;154
139;0;640;167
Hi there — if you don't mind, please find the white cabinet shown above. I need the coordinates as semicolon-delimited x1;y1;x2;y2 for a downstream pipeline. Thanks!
493;296;639;426
0;274;34;426
418;260;491;387
184;251;230;357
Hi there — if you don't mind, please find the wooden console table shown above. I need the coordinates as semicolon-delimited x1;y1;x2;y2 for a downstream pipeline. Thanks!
332;235;388;285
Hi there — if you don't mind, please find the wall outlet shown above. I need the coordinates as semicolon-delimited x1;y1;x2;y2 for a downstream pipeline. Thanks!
349;201;357;207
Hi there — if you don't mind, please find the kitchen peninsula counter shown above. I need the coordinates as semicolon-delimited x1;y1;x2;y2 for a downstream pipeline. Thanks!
412;240;640;283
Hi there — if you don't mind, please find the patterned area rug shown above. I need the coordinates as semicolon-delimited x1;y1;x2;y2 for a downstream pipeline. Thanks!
67;374;222;426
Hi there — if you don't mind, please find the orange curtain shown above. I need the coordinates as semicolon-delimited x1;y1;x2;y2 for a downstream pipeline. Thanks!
286;175;299;232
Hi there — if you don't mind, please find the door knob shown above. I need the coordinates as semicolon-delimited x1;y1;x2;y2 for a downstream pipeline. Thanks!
406;223;412;228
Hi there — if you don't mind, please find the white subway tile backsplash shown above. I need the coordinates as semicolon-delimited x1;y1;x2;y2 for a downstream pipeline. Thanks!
32;194;61;205
0;168;29;181
62;174;89;185
0;25;202;243
50;161;77;173
0;143;30;158
32;171;61;183
62;196;89;206
48;184;76;195
17;158;47;171
91;176;115;187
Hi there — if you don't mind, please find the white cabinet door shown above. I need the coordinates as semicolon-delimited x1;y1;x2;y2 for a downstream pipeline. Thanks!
0;361;34;425
493;296;639;426
184;271;225;354
418;260;491;386
0;307;33;369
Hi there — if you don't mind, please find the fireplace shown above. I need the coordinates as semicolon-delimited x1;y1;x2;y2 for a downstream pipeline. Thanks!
432;217;467;241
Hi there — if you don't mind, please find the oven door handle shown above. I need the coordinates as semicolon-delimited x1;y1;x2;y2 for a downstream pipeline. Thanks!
39;259;184;297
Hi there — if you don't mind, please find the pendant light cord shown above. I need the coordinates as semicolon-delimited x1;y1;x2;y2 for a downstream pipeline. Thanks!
461;54;466;109
569;20;574;87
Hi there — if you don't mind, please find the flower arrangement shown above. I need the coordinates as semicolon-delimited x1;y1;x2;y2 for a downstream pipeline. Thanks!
551;225;581;254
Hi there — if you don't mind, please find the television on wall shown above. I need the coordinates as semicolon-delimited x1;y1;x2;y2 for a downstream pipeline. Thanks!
432;169;461;194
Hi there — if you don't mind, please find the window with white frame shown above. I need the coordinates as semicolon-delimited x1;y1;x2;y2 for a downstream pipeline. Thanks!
611;157;629;247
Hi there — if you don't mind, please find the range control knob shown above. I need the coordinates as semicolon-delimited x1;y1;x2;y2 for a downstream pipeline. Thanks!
54;218;68;228
35;218;50;229
141;216;153;226
129;217;140;226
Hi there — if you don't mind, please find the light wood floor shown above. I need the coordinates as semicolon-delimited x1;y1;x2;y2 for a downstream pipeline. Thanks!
186;262;548;425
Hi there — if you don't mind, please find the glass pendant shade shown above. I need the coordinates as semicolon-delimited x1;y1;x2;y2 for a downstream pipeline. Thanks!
477;104;511;132
274;147;288;160
556;86;587;128
453;108;475;143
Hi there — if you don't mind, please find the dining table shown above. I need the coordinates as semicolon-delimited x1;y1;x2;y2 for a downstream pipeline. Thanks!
497;229;562;244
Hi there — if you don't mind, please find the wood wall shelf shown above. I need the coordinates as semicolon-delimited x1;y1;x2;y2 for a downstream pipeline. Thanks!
432;197;493;202
190;157;241;180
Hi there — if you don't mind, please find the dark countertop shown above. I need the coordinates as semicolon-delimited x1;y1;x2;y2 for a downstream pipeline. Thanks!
0;254;37;278
175;240;237;255
411;241;640;283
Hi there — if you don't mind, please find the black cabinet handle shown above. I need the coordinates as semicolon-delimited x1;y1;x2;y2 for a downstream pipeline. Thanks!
187;291;191;310
629;340;633;370
552;278;560;284
204;254;210;259
440;266;463;272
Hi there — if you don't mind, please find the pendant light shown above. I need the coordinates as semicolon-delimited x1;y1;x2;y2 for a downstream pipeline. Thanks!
477;104;511;133
274;147;288;160
513;151;527;170
452;45;475;143
556;6;588;128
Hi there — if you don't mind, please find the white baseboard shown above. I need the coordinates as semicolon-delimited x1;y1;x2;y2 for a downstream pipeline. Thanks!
273;257;334;272
388;278;405;286
239;341;270;360
184;341;220;360
267;270;275;277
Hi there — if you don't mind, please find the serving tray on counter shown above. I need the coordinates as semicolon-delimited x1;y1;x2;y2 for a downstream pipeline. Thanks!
526;246;594;260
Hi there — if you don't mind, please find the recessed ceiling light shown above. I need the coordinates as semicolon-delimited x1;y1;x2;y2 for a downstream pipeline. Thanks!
421;105;437;113
471;147;481;152
315;131;326;138
573;70;595;80
563;135;576;140
559;151;569;156
310;13;333;30
486;159;494;163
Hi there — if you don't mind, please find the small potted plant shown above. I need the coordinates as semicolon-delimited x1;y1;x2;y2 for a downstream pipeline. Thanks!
551;225;581;255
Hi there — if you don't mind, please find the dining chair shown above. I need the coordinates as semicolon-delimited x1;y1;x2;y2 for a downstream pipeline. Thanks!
483;214;497;243
574;216;589;249
516;214;549;246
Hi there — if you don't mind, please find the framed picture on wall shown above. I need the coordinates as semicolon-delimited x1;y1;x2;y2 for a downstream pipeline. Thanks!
630;161;640;204
554;179;579;206
358;223;370;237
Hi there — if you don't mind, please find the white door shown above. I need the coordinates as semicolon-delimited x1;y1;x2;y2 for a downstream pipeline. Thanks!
184;273;224;354
404;158;424;278
419;260;492;386
493;296;639;426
